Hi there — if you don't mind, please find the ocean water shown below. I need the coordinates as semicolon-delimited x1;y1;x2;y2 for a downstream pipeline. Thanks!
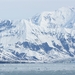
0;63;75;75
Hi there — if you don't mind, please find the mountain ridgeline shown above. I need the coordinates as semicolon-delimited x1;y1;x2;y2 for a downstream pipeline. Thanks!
0;7;75;63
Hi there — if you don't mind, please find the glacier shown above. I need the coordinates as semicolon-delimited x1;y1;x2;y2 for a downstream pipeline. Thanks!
0;7;75;63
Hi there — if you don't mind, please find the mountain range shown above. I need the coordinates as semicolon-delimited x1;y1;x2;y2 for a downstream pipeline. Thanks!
0;7;75;63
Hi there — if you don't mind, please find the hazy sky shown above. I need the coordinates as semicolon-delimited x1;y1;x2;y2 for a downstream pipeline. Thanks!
0;0;75;20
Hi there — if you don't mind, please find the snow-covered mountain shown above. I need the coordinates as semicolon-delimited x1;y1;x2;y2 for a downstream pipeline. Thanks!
0;7;75;63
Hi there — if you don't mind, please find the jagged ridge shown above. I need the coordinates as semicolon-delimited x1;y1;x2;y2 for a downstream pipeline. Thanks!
0;7;75;63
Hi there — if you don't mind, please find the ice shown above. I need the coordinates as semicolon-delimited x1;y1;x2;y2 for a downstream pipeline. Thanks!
0;63;75;71
0;63;75;75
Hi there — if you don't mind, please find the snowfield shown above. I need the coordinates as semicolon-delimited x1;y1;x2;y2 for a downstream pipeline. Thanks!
0;7;75;63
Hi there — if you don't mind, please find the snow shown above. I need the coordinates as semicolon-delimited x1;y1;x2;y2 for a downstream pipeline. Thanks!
0;7;75;62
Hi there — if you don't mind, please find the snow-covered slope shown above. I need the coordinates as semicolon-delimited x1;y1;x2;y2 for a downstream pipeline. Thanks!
0;7;75;63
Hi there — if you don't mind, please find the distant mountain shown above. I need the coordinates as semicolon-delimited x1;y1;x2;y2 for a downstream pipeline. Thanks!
0;7;75;63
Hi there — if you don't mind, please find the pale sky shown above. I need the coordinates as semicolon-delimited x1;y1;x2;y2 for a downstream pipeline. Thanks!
0;0;75;20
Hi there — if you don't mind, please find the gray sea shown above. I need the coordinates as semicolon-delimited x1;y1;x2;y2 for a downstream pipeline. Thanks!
0;63;75;75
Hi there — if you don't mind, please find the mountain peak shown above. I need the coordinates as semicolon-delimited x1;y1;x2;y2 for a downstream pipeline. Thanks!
31;7;75;28
0;7;75;63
